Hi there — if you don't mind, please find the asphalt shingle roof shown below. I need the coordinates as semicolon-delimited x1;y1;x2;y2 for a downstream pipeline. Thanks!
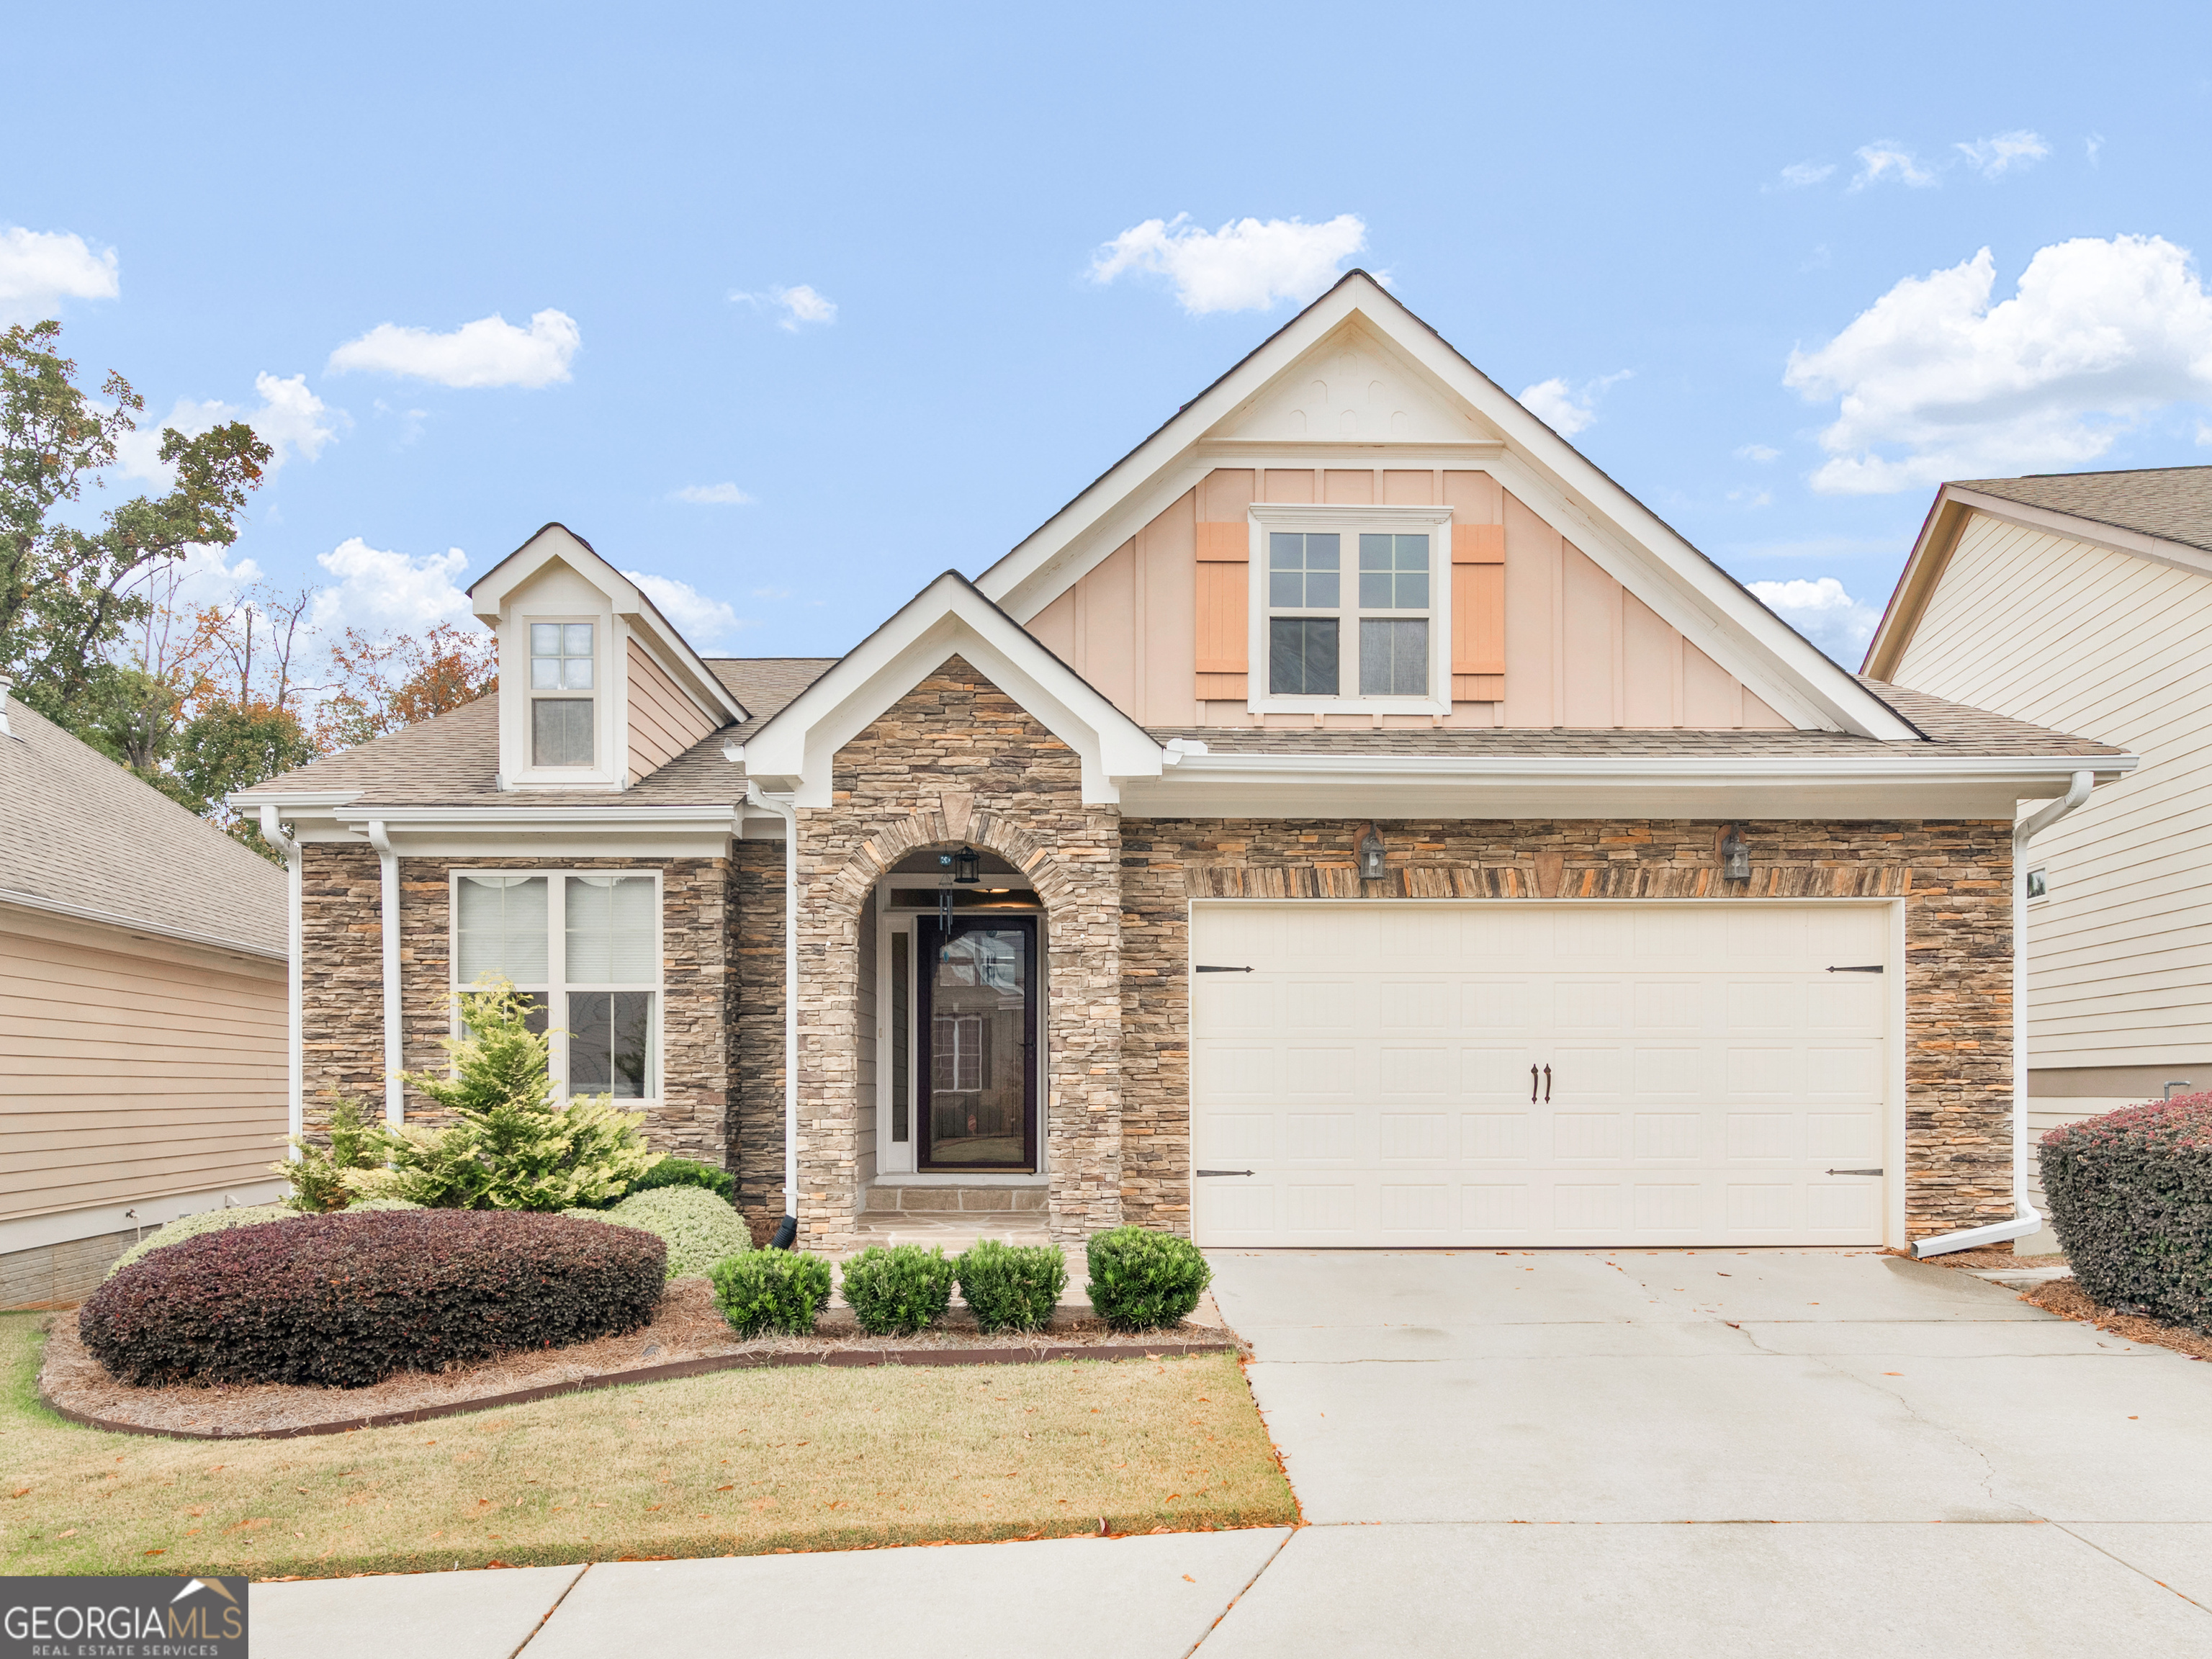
0;693;286;956
1955;466;2212;556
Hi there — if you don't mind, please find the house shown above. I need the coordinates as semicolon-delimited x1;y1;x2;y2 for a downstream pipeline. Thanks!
232;273;2133;1259
1864;465;2212;1251
0;679;289;1308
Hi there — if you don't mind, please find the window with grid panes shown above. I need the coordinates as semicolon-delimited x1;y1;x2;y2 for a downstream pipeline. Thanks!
1264;528;1431;698
529;623;595;765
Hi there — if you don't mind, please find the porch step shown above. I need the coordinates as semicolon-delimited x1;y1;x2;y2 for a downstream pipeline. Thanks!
862;1184;1048;1216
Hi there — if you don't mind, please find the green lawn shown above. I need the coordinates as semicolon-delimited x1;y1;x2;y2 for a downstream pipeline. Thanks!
0;1313;1296;1578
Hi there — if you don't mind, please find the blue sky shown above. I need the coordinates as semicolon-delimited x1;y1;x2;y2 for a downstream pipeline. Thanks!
8;2;2211;669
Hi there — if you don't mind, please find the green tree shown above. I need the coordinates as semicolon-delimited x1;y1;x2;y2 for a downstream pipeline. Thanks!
1;320;273;729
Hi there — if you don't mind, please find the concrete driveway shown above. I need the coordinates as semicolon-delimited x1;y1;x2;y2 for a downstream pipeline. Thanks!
1202;1248;2212;1655
258;1250;2212;1658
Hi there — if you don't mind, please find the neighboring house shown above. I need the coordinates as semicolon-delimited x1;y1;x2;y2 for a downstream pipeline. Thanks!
234;273;2131;1259
1865;465;2212;1251
0;679;289;1308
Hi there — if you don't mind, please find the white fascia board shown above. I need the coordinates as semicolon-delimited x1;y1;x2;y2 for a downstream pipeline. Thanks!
976;272;1912;742
1120;751;2137;822
226;788;362;811
735;574;1163;806
328;804;739;860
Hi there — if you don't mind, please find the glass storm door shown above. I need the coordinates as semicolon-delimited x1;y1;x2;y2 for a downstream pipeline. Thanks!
917;917;1038;1172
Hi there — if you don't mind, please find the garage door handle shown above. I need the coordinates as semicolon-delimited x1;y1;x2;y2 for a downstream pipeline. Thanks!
1530;1064;1539;1102
1825;1167;1884;1177
1544;1064;1552;1102
1196;1169;1254;1177
1195;965;1253;973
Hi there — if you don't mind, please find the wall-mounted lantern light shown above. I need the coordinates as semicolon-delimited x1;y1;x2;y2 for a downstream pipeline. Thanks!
1719;824;1750;881
951;845;982;886
1359;827;1386;881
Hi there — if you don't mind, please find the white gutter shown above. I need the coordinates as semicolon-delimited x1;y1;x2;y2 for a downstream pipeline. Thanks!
1155;752;2131;786
365;819;405;1128
742;775;801;1248
1913;768;2095;1259
258;806;306;1156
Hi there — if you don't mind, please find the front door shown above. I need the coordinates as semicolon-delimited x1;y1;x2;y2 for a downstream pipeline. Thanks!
917;917;1038;1172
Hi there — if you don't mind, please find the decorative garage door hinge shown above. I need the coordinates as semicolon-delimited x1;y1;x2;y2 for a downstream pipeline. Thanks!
1195;965;1254;973
1827;964;1884;973
1825;1167;1884;1177
1195;1169;1254;1177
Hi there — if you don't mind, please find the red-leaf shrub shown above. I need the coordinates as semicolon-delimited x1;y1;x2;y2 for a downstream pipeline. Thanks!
78;1210;665;1388
2040;1092;2212;1333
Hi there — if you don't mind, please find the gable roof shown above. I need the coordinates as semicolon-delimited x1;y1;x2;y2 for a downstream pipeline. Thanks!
232;659;831;811
0;692;285;957
1865;466;2212;680
732;572;1162;806
976;270;1919;742
468;522;747;724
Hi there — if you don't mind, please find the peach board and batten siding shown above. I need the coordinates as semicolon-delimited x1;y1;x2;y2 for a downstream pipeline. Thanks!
1893;511;2212;1073
626;634;721;786
1026;468;1786;731
0;907;287;1225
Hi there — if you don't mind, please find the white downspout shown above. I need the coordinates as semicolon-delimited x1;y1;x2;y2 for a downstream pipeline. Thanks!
365;819;405;1128
742;778;801;1248
258;805;305;1154
1914;768;2095;1259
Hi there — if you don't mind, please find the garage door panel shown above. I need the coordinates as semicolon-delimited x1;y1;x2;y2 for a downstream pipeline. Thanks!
1191;902;1890;1249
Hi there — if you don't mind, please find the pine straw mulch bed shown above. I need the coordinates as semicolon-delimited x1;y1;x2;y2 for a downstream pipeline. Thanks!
39;1279;1242;1439
1907;1247;2212;1362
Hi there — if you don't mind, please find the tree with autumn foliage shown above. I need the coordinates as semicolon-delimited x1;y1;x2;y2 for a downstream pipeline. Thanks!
318;622;497;749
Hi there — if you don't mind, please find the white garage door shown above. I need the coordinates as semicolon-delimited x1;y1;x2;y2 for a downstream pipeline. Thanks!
1190;903;1889;1248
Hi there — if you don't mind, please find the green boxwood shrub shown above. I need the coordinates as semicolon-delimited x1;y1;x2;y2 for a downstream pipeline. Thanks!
105;1199;428;1279
955;1240;1067;1334
1085;1226;1211;1331
565;1186;750;1280
621;1156;734;1204
2041;1092;2212;1331
80;1210;665;1388
839;1244;956;1336
711;1250;833;1338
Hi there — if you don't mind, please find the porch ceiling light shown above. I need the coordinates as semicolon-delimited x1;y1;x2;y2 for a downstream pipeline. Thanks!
952;845;982;886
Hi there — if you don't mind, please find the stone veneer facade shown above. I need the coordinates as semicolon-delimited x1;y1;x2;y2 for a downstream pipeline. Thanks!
297;662;2014;1249
298;846;737;1165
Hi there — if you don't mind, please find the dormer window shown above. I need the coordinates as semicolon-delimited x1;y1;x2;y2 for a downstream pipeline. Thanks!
531;622;595;767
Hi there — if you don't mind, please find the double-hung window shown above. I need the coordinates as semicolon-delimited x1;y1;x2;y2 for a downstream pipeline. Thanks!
452;871;660;1100
1252;504;1451;708
530;623;595;767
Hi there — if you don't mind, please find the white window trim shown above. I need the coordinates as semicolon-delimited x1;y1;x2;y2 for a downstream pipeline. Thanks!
448;868;664;1105
1246;502;1455;716
502;612;626;791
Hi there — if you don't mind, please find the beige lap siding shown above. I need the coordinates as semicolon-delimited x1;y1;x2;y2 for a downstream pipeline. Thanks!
298;845;737;1166
791;657;1123;1251
1117;819;2015;1243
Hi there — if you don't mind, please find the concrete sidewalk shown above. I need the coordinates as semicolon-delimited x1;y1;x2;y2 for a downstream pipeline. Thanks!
253;1250;2212;1658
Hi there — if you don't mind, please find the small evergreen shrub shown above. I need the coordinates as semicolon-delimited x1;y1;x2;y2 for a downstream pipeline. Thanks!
274;1094;385;1210
955;1240;1067;1334
711;1249;833;1338
565;1186;751;1280
2041;1092;2212;1331
1084;1226;1211;1331
840;1244;956;1336
80;1210;665;1388
359;982;658;1210
621;1156;734;1204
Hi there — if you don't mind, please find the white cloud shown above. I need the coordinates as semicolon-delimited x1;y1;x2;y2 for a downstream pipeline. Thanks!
326;309;580;388
1956;130;2049;179
671;482;755;505
1748;576;1882;664
2087;133;2105;165
1851;143;1936;189
0;226;119;324
1727;487;1773;508
730;284;837;331
1784;235;2212;494
1518;369;1630;438
624;570;747;647
112;372;340;485
1089;213;1367;315
1779;161;1835;189
1735;444;1781;462
312;539;475;637
2198;421;2212;446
